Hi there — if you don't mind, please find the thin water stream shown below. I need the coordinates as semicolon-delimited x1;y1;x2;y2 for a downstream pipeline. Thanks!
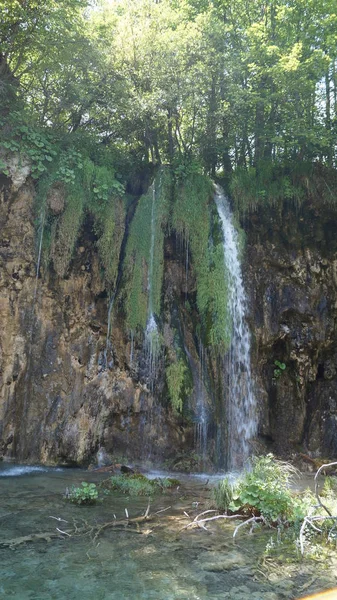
0;465;336;599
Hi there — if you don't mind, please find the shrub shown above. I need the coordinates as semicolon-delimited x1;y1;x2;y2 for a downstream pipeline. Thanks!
230;455;299;523
212;454;309;525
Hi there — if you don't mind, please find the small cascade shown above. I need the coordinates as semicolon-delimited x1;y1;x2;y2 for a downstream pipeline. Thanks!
145;313;160;387
184;342;209;462
129;330;134;368
104;293;115;370
32;207;46;315
144;179;161;386
196;340;208;460
185;238;189;300
215;185;257;469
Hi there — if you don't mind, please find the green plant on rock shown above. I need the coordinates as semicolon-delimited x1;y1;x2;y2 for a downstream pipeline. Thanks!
230;163;305;214
273;360;286;380
65;482;99;505
0;115;57;179
32;153;125;282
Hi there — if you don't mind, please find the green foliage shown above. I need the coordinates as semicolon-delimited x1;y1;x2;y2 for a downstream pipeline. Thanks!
0;115;58;179
322;476;337;497
107;474;179;496
166;359;191;414
123;167;171;332
274;360;287;379
66;482;99;505
172;172;231;349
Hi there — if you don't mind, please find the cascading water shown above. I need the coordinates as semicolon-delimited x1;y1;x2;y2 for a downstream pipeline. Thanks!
215;185;257;469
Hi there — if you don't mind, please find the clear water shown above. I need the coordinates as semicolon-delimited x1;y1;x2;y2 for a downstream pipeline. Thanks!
1;465;336;600
215;186;257;469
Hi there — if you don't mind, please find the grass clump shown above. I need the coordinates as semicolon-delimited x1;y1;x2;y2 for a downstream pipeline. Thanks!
107;473;179;496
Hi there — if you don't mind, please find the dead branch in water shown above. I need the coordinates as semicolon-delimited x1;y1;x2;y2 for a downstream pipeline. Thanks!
0;505;167;549
314;461;337;517
181;512;245;531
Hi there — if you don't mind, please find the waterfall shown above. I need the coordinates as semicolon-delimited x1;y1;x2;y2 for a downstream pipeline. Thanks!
214;185;257;469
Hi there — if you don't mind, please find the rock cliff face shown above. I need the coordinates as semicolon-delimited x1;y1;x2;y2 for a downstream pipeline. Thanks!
0;169;336;466
246;203;337;458
0;172;191;465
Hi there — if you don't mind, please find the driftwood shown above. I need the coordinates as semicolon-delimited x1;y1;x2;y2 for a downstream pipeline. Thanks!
0;505;158;549
181;509;246;532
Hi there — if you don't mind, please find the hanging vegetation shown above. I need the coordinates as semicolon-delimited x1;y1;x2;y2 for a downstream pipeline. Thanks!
122;167;172;333
172;172;232;349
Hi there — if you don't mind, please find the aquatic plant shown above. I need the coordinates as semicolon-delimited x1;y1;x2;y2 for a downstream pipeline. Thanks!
106;474;179;496
65;482;99;505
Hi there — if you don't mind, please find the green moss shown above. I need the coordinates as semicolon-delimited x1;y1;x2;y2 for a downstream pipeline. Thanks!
172;172;231;349
52;181;85;277
123;167;172;332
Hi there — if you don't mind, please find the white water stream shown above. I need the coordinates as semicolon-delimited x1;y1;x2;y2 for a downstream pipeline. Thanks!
215;185;257;469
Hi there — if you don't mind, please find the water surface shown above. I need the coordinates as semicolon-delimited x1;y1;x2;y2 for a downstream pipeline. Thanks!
0;465;336;599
